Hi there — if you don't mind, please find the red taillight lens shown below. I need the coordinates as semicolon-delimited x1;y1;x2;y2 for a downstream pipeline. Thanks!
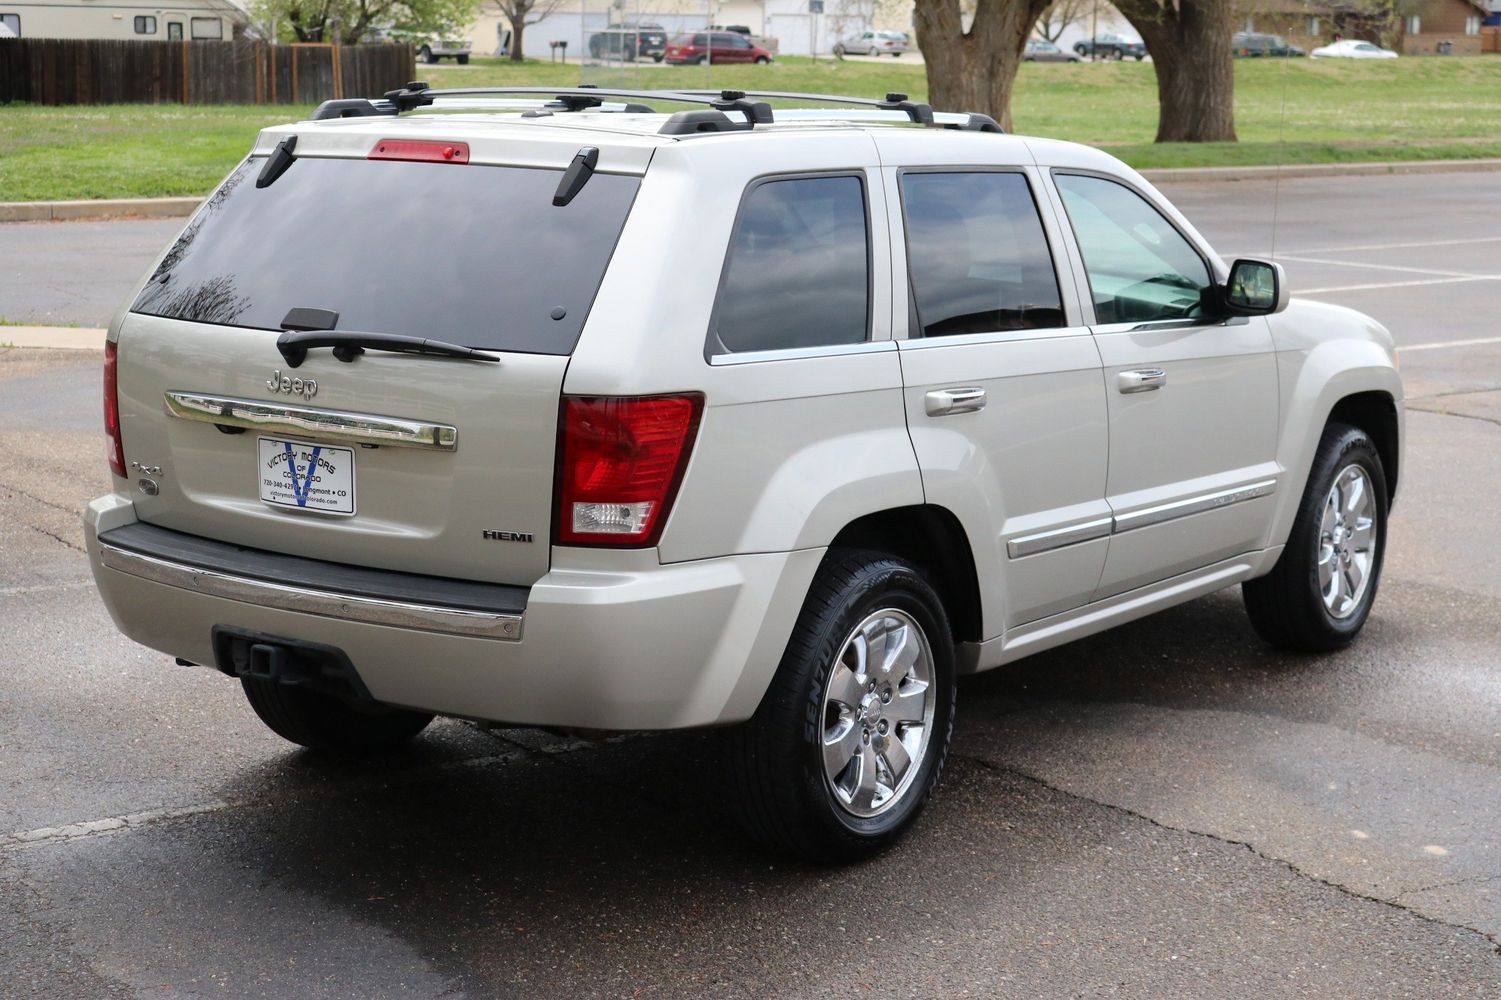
368;139;470;163
555;394;703;547
104;340;126;478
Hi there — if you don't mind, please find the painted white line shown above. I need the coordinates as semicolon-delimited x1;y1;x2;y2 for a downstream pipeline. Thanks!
1401;335;1501;353
1277;255;1489;279
1298;276;1499;295
1290;236;1501;255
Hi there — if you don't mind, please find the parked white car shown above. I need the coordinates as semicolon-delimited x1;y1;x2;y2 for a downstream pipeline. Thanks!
833;30;909;56
88;86;1402;862
1311;39;1398;58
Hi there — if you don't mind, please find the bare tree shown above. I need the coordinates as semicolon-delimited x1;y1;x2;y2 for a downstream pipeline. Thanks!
1115;0;1237;141
1035;0;1091;43
915;0;1054;131
489;0;566;61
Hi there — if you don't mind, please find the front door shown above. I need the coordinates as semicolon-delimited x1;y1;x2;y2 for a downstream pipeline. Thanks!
877;141;1111;633
1048;171;1281;598
167;21;182;40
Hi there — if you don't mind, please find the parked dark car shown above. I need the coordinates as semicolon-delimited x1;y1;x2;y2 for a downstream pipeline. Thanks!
1232;31;1306;57
1074;32;1147;60
1024;38;1082;62
665;31;773;64
588;22;670;61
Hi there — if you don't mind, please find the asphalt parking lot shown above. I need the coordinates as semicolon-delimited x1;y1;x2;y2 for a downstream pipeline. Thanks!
2;170;1499;998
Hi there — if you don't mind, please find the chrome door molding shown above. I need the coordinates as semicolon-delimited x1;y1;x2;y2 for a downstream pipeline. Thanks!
1008;479;1277;558
164;392;458;451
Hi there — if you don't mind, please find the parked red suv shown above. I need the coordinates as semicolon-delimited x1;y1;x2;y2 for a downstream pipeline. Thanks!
665;31;773;64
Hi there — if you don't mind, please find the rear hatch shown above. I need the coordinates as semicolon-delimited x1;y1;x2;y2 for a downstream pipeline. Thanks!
114;134;643;587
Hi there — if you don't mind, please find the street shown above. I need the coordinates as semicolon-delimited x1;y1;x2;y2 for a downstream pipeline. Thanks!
2;170;1499;998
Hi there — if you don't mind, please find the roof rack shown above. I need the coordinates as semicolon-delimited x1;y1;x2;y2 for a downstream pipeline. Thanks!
310;85;1002;136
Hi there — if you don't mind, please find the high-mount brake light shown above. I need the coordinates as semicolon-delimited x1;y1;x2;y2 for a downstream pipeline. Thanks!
368;139;470;163
555;394;703;547
104;341;126;478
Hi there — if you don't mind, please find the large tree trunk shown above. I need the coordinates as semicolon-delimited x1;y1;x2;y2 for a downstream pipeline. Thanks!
1117;0;1237;142
508;17;525;61
914;0;1052;132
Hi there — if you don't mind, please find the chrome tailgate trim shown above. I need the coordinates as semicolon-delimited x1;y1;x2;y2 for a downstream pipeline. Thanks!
164;392;458;451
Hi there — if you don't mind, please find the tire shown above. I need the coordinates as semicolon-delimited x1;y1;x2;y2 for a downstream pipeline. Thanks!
726;550;957;863
833;43;845;57
1075;43;1088;56
754;55;770;64
652;53;664;62
1243;423;1389;652
419;46;436;64
1134;53;1145;60
242;677;435;753
456;53;469;64
868;46;880;57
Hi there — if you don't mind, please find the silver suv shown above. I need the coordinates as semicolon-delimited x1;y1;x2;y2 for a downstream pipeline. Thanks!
87;87;1403;861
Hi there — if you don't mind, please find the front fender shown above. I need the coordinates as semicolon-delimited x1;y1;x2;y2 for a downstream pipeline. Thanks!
1264;301;1404;550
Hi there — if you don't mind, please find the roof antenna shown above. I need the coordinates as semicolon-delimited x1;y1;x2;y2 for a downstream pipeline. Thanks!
553;147;599;207
256;135;297;189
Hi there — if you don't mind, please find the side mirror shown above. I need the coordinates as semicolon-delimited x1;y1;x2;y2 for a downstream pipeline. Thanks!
1224;258;1288;316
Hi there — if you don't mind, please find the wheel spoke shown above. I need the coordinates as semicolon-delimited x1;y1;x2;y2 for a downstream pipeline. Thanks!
1343;471;1366;515
862;620;889;680
884;623;920;687
843;631;869;681
885;684;928;724
880;733;913;786
1324;560;1343;608
1317;543;1336;592
849;744;881;813
826;662;865;710
822;717;863;780
1349;516;1375;552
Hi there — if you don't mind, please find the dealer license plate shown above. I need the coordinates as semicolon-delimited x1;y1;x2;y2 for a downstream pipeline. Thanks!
257;437;356;516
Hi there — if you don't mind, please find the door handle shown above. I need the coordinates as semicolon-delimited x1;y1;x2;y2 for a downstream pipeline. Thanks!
1117;368;1167;394
925;387;987;416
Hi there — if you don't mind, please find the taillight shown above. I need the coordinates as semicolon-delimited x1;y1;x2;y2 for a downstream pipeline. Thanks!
104;340;126;478
555;394;703;547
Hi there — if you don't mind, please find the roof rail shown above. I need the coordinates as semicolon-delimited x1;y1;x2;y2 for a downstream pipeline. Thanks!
310;86;1003;135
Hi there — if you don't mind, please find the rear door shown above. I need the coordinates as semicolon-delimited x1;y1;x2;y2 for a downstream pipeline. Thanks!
114;147;642;587
876;134;1111;632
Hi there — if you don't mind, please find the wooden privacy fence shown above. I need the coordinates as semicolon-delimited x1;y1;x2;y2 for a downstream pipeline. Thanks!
1483;27;1500;55
0;39;414;105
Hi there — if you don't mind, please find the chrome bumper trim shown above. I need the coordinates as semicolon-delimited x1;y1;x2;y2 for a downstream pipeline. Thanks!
1112;479;1278;534
164;392;458;452
1007;517;1113;559
97;542;522;640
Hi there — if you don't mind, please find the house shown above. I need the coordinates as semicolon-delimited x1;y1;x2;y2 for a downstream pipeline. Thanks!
1243;0;1489;55
0;0;247;41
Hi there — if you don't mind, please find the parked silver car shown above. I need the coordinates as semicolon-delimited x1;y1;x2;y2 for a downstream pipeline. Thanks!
833;30;909;56
88;86;1402;862
1024;38;1082;62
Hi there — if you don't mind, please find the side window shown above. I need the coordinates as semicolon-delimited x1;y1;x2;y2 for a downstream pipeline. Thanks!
0;13;19;34
134;15;156;33
190;16;222;39
1054;172;1211;325
167;21;183;40
901;171;1065;337
711;174;870;355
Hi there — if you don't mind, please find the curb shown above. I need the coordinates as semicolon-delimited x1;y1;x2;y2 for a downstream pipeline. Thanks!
0;197;202;224
3;158;1501;222
1;327;108;350
1140;158;1501;184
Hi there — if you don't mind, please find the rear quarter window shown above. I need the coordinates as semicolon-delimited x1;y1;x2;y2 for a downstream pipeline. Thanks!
708;173;870;357
131;156;640;356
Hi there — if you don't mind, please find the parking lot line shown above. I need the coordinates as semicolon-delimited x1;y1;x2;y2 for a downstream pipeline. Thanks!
1276;255;1487;279
1400;334;1501;352
1280;235;1501;255
1299;276;1500;295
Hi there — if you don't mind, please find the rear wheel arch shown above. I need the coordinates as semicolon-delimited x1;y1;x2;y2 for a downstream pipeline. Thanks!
1327;390;1399;503
827;505;983;644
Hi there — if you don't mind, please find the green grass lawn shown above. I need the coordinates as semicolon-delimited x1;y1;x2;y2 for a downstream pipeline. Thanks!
3;55;1501;201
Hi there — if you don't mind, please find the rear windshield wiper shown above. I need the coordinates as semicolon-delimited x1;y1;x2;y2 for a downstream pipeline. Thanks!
276;329;501;368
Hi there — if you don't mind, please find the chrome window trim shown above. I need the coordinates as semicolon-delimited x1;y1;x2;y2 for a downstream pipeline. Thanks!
1007;517;1113;559
896;326;1094;351
97;542;522;640
1112;479;1278;534
708;340;895;365
164;392;458;452
1007;480;1277;558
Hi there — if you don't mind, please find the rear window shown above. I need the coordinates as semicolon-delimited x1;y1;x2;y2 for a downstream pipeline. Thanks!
131;155;640;355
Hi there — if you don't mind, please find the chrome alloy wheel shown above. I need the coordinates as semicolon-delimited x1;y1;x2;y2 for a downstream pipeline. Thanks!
820;609;936;818
1319;464;1377;619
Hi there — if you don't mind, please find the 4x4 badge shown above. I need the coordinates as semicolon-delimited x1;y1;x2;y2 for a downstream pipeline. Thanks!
267;369;317;401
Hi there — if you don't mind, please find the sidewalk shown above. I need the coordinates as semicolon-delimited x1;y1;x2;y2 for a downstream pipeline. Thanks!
2;327;107;350
4;158;1501;223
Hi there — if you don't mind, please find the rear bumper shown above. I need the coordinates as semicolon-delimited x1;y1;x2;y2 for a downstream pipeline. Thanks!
86;494;822;730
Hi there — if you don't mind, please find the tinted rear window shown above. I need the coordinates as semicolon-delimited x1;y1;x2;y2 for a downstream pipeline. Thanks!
131;156;640;355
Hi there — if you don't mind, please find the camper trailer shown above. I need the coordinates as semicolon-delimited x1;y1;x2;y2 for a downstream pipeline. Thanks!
0;0;246;40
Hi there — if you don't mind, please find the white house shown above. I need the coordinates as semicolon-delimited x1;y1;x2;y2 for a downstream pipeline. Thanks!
0;0;247;40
